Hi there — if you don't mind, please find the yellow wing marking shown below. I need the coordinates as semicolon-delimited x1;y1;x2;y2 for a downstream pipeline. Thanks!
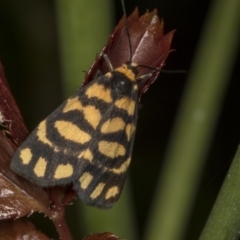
63;97;101;129
83;105;101;129
20;148;33;165
84;148;93;161
101;117;125;134
85;83;112;103
109;157;131;174
114;64;136;81
105;186;119;199
63;97;82;112
54;120;91;144
54;163;74;179
115;97;135;116
34;157;47;177
125;123;135;141
78;148;93;162
90;182;105;199
98;141;126;158
37;120;53;147
79;172;93;189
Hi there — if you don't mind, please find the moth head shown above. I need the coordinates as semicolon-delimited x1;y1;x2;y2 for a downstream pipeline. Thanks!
111;62;138;96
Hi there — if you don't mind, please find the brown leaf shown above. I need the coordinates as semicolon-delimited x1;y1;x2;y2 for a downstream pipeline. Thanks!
83;232;123;240
0;219;50;240
83;8;174;99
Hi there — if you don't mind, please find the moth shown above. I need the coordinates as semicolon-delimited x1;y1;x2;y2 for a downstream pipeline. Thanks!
10;0;172;208
11;56;141;208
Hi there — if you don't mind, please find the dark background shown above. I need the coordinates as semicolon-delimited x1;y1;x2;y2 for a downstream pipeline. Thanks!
0;0;239;239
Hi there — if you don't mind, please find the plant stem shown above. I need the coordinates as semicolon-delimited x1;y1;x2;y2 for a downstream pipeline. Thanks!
55;0;113;97
200;146;240;240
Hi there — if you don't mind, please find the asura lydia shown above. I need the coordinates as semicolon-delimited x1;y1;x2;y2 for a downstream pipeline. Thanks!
10;0;173;208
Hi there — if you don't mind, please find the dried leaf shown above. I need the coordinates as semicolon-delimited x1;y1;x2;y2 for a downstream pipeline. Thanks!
0;219;50;240
83;8;174;99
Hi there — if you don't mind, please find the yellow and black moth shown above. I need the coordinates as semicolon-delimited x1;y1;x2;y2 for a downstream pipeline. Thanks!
10;56;144;208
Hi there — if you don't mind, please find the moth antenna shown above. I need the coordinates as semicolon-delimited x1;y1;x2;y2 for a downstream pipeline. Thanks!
138;64;162;72
160;69;187;74
121;0;133;62
138;64;187;75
